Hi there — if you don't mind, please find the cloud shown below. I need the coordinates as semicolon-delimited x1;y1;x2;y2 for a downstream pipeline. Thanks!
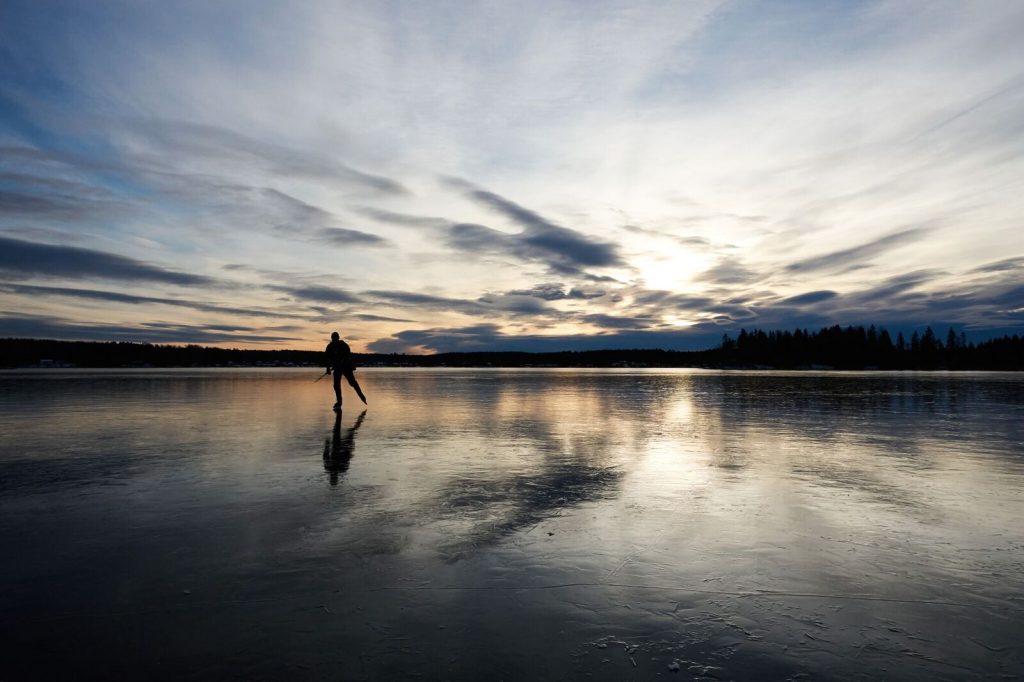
364;289;560;319
506;283;606;300
846;270;940;303
0;314;300;344
622;223;713;248
122;119;409;195
364;289;486;316
317;227;390;247
970;256;1024;274
695;257;759;285
782;290;838;305
580;313;656;330
476;292;559;317
1;226;88;243
350;313;413;323
368;323;728;354
0;282;313;319
785;227;931;274
0;236;213;286
450;182;624;274
0;190;91;218
357;198;623;275
351;206;447;228
704;304;758;322
632;290;715;309
0;168;125;222
273;285;358;304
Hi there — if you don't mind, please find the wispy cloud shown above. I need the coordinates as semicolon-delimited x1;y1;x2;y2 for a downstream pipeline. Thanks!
785;227;932;274
317;227;390;248
272;285;359;305
119;119;409;195
453;182;624;274
781;290;838;305
0;236;212;286
0;282;312;320
0;313;300;344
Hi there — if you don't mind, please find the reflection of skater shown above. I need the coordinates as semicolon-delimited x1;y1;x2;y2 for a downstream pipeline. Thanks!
326;331;367;409
323;409;366;486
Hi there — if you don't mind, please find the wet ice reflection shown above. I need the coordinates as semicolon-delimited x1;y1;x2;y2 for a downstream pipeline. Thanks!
1;368;1022;679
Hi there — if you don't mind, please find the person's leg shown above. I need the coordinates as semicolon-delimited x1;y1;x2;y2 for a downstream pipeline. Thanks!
332;371;342;408
344;370;367;404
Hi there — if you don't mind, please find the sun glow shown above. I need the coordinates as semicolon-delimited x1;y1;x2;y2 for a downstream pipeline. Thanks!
633;249;714;291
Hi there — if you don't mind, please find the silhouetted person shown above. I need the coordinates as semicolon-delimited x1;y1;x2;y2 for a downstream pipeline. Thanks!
326;331;367;409
323;409;366;486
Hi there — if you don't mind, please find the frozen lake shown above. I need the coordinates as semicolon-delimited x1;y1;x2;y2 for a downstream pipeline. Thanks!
1;368;1023;680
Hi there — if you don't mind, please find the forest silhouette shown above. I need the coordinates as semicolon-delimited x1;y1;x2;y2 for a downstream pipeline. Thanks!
3;325;1021;370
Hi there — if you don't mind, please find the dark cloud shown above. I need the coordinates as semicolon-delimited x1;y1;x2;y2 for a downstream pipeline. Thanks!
0;190;85;217
470;189;622;269
580;313;655;330
705;304;759;321
363;289;563;319
782;290;838;305
0;314;299;344
506;283;606;300
847;270;940;303
368;323;502;353
622;224;712;248
0;171;114;197
567;287;607;300
351;313;414;323
476;293;557;316
351;206;446;228
127;119;408;195
368;323;729;354
0;284;313;321
364;289;555;318
151;179;372;249
274;285;358;304
447;181;623;274
785;227;930;274
582;273;622;283
360;185;623;276
696;257;759;285
365;289;485;315
970;256;1024;273
444;222;513;254
318;227;390;247
259;187;336;227
0;168;124;220
633;290;715;310
506;283;568;300
0;282;312;319
0;236;213;286
1;226;87;243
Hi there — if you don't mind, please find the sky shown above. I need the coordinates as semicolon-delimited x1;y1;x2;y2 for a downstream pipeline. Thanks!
1;0;1023;353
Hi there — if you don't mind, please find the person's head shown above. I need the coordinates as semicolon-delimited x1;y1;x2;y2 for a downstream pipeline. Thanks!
331;331;340;341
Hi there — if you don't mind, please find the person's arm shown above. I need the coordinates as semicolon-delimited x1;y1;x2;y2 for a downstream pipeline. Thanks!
325;343;332;373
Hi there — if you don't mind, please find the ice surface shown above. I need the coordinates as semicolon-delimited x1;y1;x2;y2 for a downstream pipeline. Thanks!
1;368;1022;679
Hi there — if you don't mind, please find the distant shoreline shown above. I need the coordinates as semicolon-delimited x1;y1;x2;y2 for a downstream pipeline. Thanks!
3;326;1022;370
4;366;1021;374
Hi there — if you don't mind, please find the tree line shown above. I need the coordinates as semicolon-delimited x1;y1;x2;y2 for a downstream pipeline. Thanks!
719;325;1023;370
1;326;1021;370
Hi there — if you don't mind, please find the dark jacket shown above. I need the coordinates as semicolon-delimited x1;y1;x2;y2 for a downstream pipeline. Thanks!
326;339;354;373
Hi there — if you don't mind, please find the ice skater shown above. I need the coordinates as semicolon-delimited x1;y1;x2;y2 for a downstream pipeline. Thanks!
325;331;367;409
